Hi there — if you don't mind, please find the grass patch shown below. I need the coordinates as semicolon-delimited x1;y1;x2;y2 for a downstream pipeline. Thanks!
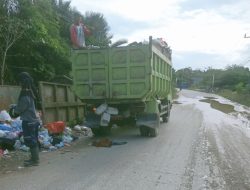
203;96;217;100
217;90;250;107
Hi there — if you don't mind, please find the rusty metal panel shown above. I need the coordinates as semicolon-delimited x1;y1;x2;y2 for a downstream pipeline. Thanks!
39;82;84;125
0;85;21;110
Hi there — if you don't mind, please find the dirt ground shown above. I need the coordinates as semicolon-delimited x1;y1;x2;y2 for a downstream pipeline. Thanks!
0;130;88;175
0;150;29;174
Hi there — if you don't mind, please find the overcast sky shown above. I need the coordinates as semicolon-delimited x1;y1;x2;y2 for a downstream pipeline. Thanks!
70;0;250;70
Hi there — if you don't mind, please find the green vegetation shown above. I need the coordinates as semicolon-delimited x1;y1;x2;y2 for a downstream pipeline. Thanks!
218;89;250;107
0;0;112;85
175;65;250;106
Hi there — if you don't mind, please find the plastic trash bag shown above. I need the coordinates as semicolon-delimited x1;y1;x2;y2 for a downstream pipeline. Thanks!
0;110;11;122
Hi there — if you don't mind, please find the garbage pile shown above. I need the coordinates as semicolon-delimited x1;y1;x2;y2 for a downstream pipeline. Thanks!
0;110;22;151
0;110;91;157
152;38;172;60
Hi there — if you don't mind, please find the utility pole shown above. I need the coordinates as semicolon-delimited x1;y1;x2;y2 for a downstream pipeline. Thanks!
243;34;250;67
211;74;215;93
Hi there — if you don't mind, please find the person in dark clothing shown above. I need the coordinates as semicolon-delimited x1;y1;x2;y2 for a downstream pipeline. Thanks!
11;72;40;167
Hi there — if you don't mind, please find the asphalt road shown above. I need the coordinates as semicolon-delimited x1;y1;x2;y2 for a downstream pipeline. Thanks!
0;90;250;190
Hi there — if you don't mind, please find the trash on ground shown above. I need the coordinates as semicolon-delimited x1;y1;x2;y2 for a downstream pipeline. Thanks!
92;138;127;148
3;149;9;155
45;121;65;134
0;108;91;173
0;110;12;123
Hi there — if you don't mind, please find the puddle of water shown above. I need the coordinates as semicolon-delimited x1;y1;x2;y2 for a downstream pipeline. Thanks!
200;99;235;114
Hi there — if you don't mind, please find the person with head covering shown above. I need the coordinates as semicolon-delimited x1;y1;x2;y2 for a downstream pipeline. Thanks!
70;16;91;49
10;72;40;167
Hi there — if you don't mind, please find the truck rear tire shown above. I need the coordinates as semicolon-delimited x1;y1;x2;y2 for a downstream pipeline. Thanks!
149;127;158;137
139;126;149;136
162;104;171;123
162;114;169;123
139;126;158;137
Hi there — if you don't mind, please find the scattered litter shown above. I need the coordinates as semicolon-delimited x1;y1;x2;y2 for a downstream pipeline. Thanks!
0;108;91;172
0;130;5;137
14;140;21;150
0;110;11;122
45;121;65;134
64;143;71;147
92;138;112;147
49;146;57;151
0;124;12;131
0;149;3;156
3;149;9;155
18;166;24;169
64;127;72;135
55;142;64;149
73;125;92;136
63;135;73;144
74;125;81;131
19;145;29;152
92;138;127;147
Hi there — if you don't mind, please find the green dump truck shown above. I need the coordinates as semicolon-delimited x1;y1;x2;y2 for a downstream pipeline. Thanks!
71;36;172;137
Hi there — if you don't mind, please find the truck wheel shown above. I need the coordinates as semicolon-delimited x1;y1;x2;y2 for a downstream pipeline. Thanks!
162;106;171;123
149;127;158;137
162;114;169;123
139;126;149;137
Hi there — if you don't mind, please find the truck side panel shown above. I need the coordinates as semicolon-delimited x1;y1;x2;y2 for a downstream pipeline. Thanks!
150;46;172;100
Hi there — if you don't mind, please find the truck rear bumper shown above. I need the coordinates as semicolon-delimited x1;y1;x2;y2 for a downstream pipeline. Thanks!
136;113;160;128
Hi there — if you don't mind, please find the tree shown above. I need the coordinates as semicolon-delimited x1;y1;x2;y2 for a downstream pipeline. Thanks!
0;0;114;84
6;0;71;83
83;11;113;47
176;67;193;88
215;65;250;90
0;0;28;85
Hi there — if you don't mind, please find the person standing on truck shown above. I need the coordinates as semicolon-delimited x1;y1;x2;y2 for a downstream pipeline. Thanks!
10;72;40;167
70;16;91;49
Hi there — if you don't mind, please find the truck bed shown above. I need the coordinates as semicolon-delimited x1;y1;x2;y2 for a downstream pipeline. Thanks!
71;38;172;103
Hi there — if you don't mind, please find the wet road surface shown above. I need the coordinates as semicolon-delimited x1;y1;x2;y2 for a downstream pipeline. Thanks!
0;90;250;190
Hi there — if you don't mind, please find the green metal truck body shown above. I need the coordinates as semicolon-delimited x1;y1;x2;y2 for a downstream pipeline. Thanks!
71;37;172;137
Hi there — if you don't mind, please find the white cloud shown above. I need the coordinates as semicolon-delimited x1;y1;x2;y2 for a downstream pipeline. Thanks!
71;0;250;69
72;0;183;21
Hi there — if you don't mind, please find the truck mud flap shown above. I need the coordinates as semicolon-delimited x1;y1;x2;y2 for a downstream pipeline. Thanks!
136;113;160;128
84;113;101;128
